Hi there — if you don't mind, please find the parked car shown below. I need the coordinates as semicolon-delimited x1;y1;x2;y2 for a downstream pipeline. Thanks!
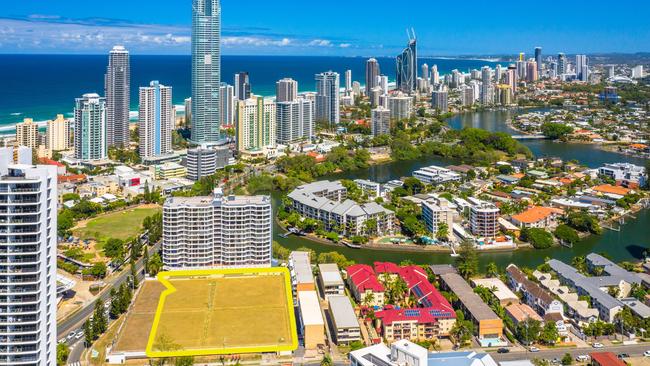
66;331;75;341
592;342;604;348
644;350;650;357
576;355;589;362
529;346;540;352
497;348;510;354
74;331;84;340
617;353;630;359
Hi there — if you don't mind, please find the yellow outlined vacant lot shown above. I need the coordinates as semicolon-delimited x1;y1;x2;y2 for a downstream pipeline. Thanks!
145;267;298;358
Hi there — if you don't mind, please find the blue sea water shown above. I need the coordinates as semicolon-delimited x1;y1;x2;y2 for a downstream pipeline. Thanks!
0;54;499;132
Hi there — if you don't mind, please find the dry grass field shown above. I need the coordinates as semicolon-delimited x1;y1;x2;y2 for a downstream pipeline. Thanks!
113;280;165;352
150;272;294;354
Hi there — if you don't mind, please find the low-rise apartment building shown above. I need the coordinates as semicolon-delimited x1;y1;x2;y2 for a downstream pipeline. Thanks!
506;264;564;316
288;181;395;237
318;263;344;298
347;264;385;306
328;295;361;344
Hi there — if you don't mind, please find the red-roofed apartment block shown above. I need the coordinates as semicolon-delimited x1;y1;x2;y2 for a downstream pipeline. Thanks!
370;263;457;342
346;264;385;307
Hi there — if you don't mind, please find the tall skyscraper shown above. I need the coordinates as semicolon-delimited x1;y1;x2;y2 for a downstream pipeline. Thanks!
534;47;543;74
139;81;173;159
365;58;380;95
576;55;588;81
0;149;57;366
236;96;276;152
74;93;107;161
430;64;439;85
235;72;251;101
396;30;417;93
105;45;130;148
191;0;222;144
276;97;314;144
15;118;39;150
163;189;272;269
276;78;298;102
315;71;340;125
480;66;493;105
557;53;567;75
46;114;72;151
219;83;235;126
526;60;539;82
345;70;352;92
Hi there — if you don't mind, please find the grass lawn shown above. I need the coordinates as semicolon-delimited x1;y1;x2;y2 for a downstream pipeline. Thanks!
113;280;166;352
73;206;161;242
150;271;295;355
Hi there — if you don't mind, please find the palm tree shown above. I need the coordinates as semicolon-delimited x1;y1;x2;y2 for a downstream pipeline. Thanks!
321;354;332;366
436;222;449;242
362;292;375;307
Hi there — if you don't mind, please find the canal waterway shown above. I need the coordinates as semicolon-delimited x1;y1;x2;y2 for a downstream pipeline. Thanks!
273;109;649;269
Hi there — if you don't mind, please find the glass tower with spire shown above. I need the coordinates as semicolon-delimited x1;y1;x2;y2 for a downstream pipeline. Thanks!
191;0;221;143
396;29;417;94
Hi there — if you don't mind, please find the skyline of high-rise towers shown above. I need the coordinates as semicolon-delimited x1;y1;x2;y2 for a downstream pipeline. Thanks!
105;45;130;148
191;0;222;144
396;29;417;93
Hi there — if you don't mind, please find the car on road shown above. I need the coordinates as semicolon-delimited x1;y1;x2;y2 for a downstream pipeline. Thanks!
617;353;630;359
576;355;589;362
497;348;510;354
529;346;540;352
592;342;604;348
58;338;67;344
75;331;84;340
66;332;76;341
644;350;650;357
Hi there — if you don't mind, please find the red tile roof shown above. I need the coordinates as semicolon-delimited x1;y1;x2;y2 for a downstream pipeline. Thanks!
58;174;87;184
374;262;401;274
38;158;65;167
347;264;384;293
589;352;626;366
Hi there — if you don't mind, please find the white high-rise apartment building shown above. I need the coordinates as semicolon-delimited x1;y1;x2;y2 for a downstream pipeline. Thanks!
469;199;500;238
576;55;588;81
387;93;413;120
315;71;340;125
15;118;39;150
74;93;107;162
138;81;173;159
345;70;352;92
632;65;644;79
276;97;314;144
162;189;272;270
365;58;380;95
236;96;276;152
0;148;57;366
371;106;391;136
219;83;235;126
105;45;130;147
46;115;71;151
480;66;493;106
276;78;298;103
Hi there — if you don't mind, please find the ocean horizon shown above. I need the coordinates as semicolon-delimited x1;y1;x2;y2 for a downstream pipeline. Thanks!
0;54;500;134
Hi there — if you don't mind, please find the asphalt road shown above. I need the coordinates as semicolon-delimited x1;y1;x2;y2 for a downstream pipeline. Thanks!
58;242;160;365
492;343;650;362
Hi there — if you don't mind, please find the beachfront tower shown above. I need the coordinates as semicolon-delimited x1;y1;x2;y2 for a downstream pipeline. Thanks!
105;45;130;148
396;29;417;93
138;81;174;159
191;0;222;144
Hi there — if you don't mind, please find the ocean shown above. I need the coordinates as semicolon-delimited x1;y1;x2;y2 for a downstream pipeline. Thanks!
0;54;500;133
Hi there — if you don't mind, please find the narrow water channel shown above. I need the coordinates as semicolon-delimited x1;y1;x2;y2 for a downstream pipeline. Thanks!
273;109;649;268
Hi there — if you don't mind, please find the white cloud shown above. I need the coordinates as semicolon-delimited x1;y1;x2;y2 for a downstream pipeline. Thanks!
0;16;353;54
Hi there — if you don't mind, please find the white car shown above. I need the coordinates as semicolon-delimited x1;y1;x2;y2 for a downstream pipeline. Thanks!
75;331;84;340
576;355;589;362
529;346;540;352
644;350;650;357
592;342;604;348
58;338;67;344
66;332;76;341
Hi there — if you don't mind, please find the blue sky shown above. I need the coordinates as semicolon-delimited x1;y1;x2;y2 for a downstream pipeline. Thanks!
1;0;649;56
